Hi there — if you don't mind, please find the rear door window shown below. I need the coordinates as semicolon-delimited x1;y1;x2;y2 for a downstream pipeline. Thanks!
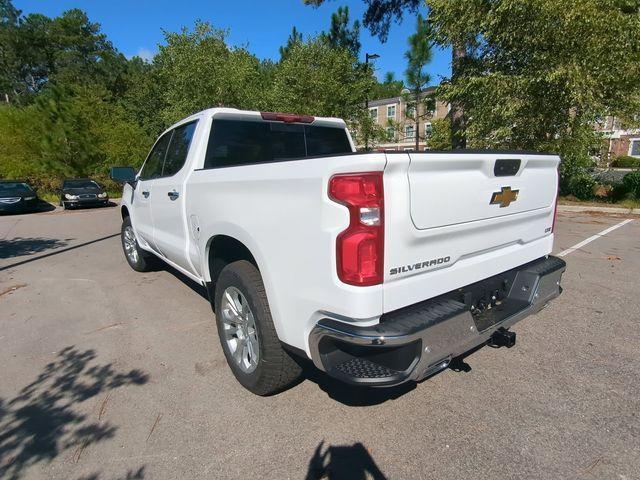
163;121;197;177
139;132;172;180
305;125;352;156
204;119;351;169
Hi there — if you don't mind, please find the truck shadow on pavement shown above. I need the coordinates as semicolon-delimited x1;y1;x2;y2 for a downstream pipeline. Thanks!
0;234;120;271
298;361;416;406
0;237;71;259
0;346;149;480
156;265;451;406
305;440;387;480
154;261;481;407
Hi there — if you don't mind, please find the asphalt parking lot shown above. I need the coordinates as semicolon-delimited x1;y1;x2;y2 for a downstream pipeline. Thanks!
1;205;638;480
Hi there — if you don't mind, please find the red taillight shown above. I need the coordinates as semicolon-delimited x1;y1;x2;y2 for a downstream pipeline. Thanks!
260;111;314;123
329;172;384;286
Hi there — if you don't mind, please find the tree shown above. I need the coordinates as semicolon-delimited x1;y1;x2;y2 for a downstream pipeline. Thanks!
428;118;451;150
36;85;150;179
0;3;127;103
305;0;421;42
0;0;21;102
371;71;404;99
155;22;267;124
120;57;168;137
304;0;466;148
269;39;375;122
404;14;433;151
0;84;151;188
427;0;640;166
279;26;302;59
322;6;361;57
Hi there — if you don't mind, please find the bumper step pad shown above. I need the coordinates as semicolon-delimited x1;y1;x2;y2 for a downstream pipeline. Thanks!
334;357;400;379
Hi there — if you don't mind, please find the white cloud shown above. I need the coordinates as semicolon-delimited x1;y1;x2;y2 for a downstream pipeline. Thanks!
127;47;155;63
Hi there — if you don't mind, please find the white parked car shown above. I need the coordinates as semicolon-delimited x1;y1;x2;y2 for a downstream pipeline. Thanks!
111;108;566;395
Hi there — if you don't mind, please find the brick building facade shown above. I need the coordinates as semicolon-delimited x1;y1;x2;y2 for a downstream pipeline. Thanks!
365;88;450;151
596;117;640;162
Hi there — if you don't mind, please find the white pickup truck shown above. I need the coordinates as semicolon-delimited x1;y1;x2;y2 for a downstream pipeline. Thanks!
110;108;566;395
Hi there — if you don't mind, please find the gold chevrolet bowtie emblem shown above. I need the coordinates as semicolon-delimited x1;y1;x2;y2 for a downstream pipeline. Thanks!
490;186;519;208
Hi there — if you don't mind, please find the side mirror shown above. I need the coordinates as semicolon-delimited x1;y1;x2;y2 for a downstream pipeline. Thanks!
110;166;137;184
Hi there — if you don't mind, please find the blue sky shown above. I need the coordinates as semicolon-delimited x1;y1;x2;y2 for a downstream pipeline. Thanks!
14;0;451;85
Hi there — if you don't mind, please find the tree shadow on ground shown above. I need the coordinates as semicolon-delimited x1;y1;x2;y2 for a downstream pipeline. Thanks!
0;346;149;480
305;440;387;480
76;466;146;480
0;237;71;259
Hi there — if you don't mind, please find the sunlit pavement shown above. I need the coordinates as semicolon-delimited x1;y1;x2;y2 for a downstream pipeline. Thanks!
1;206;638;479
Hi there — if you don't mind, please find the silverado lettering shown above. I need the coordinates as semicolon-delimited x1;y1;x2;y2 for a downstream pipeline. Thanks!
390;256;451;275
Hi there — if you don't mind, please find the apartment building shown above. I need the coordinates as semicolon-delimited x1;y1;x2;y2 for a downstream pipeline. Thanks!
595;116;640;163
366;89;450;151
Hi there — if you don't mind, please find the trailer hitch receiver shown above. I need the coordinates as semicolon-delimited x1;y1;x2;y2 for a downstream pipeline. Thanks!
489;327;516;348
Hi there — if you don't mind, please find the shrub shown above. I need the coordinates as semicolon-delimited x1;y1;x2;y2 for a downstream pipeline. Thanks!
593;184;612;199
622;171;640;198
568;172;597;200
611;155;640;168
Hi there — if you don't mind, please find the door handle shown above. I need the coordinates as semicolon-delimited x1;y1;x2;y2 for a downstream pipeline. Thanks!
141;190;150;198
167;190;179;201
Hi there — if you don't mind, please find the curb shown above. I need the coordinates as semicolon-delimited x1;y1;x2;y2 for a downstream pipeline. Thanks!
558;204;640;215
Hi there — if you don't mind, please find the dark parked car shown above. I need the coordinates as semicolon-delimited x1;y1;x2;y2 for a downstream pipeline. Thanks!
0;180;39;214
59;178;109;209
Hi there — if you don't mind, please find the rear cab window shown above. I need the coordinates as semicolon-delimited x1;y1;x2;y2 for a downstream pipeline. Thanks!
204;118;352;169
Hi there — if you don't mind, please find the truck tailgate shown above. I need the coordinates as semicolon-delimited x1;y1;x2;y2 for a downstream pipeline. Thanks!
383;152;559;313
408;153;557;229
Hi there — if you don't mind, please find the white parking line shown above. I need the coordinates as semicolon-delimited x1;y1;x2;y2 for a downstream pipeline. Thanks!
557;219;634;257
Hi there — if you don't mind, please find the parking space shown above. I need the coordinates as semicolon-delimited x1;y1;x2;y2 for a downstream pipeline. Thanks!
0;208;638;480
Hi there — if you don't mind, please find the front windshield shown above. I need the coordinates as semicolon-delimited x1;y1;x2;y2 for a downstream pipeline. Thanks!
63;180;100;189
0;182;32;193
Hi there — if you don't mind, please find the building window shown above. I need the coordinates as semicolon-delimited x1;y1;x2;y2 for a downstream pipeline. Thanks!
387;105;396;119
630;139;640;157
406;104;415;119
369;107;378;123
386;126;396;141
405;124;415;140
424;122;433;138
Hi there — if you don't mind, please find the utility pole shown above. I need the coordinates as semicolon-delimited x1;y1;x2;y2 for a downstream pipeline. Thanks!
451;42;467;149
364;52;380;151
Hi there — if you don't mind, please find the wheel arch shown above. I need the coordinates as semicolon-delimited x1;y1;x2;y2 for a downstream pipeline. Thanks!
205;234;259;304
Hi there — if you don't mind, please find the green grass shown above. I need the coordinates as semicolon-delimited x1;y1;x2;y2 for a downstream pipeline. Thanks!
560;196;640;209
39;192;59;204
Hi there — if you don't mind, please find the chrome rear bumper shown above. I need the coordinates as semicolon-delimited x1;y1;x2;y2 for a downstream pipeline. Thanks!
309;255;566;386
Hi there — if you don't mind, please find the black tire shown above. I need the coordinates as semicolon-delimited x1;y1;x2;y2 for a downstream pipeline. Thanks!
214;260;301;395
121;216;156;272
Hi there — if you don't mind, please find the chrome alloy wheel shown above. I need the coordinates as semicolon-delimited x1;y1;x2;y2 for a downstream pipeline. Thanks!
221;286;260;373
123;225;139;264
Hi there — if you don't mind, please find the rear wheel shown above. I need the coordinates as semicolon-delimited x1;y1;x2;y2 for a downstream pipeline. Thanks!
214;260;301;395
121;216;155;272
